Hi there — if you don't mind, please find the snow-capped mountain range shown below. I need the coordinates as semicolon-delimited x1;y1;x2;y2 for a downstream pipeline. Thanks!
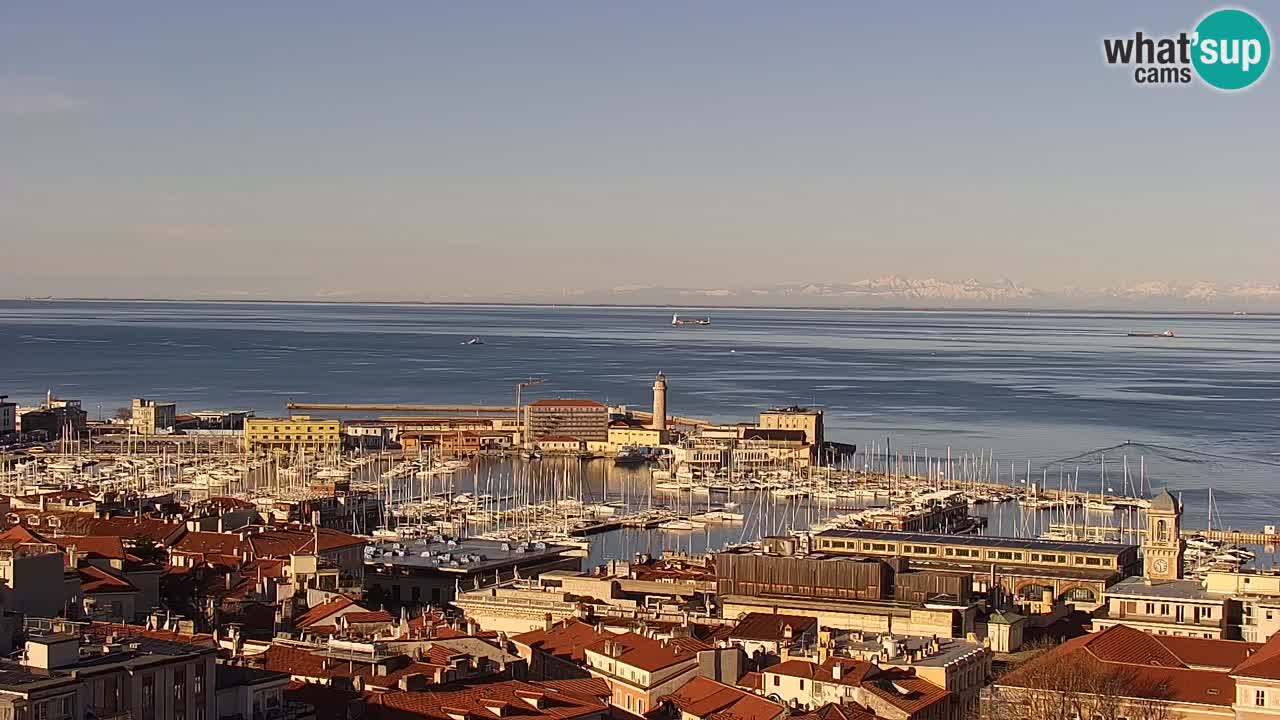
490;276;1280;309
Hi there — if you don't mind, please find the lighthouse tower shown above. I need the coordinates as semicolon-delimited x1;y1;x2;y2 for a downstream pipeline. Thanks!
651;372;668;432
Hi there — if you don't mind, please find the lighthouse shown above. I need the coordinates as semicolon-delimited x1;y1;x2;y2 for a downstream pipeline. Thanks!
651;371;668;431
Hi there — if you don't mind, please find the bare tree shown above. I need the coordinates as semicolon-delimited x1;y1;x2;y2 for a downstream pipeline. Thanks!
113;407;132;421
984;651;1173;720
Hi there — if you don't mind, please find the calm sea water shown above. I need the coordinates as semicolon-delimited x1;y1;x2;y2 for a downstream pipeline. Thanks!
3;300;1279;535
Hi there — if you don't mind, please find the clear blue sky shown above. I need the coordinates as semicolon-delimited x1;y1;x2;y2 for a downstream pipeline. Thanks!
2;2;1276;300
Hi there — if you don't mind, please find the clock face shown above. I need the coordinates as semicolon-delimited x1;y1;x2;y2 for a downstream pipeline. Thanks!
1153;558;1169;575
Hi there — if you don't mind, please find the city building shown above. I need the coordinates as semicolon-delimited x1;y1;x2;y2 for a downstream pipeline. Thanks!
608;419;666;449
453;586;588;635
364;538;580;612
19;395;88;440
130;398;177;436
524;399;609;444
757;407;823;462
988;623;1271;720
1093;576;1236;639
15;620;220;720
363;679;611;720
717;540;980;639
535;435;586;454
662;676;788;720
814;528;1139;610
0;534;73;619
725;613;819;666
512;618;612;680
762;656;951;720
1204;570;1280;642
243;416;341;453
0;395;16;437
583;632;710;716
214;665;311;720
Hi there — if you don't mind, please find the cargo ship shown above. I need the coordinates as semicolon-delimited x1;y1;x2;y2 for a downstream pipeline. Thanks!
1126;330;1175;338
672;314;711;327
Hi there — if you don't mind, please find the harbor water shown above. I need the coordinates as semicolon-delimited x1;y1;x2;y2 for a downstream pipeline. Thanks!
3;300;1278;535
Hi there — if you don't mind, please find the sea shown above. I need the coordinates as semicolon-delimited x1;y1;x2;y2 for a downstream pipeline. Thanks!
3;300;1278;563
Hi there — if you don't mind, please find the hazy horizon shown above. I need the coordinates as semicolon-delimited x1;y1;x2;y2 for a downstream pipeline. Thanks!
4;2;1277;304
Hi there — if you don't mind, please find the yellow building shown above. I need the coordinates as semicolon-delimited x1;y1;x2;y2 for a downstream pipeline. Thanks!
244;415;341;453
758;406;824;448
608;425;666;449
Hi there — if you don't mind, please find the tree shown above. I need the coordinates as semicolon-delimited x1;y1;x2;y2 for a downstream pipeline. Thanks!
113;407;132;421
985;650;1173;720
129;535;167;566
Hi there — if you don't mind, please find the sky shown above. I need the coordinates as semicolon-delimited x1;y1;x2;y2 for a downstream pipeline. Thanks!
1;2;1277;302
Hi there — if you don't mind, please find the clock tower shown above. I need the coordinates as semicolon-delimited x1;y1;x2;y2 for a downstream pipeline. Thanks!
1143;488;1183;581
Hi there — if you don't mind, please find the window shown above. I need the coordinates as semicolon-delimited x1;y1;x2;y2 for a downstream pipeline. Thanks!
1161;604;1170;616
194;670;204;696
1257;690;1266;707
143;674;156;719
1146;602;1156;615
175;667;186;702
799;679;805;690
773;675;780;687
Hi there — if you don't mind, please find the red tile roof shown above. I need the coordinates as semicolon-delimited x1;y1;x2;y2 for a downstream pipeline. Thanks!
53;535;128;562
364;678;609;720
764;658;877;687
78;564;139;595
85;621;216;646
343;611;395;625
585;632;709;673
791;704;877;720
261;644;445;690
17;513;184;544
1160;635;1261;669
859;672;950;716
999;625;1239;707
294;596;360;628
527;399;606;408
512;620;609;664
1232;629;1280;679
171;526;365;566
663;676;784;720
729;613;817;642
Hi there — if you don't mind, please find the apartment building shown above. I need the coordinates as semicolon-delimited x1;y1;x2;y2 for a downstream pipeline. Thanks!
583;632;710;716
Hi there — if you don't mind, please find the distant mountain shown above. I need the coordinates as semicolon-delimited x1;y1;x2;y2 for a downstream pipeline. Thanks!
476;276;1280;310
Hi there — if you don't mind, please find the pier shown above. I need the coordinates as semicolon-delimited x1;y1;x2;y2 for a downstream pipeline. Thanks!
287;402;516;414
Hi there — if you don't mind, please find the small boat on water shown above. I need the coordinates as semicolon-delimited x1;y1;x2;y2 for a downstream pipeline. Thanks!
463;337;484;345
671;314;711;327
1127;330;1175;337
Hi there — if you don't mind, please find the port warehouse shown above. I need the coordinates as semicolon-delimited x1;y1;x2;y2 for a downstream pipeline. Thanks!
811;529;1140;606
715;542;979;638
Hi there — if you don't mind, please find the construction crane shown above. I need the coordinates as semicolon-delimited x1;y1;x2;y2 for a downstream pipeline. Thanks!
514;378;547;445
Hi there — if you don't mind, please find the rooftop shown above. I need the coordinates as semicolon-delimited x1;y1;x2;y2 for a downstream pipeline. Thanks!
662;676;784;720
1105;576;1216;601
817;527;1136;555
729;613;817;642
366;537;570;574
585;632;709;672
526;399;607;408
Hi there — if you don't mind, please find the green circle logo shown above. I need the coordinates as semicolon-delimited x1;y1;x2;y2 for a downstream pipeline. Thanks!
1192;8;1271;90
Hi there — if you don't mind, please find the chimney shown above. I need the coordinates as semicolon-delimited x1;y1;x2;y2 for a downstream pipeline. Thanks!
832;662;843;681
544;614;554;633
